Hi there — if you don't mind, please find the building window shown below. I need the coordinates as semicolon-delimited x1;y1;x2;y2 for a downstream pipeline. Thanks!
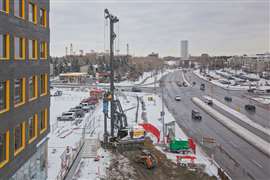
0;0;9;13
14;78;25;106
0;80;10;113
40;74;47;96
29;76;37;100
28;2;36;23
14;122;25;156
40;108;47;133
14;0;25;18
28;114;37;143
0;33;10;60
40;41;47;59
0;131;9;168
40;8;46;27
29;39;37;59
14;36;25;60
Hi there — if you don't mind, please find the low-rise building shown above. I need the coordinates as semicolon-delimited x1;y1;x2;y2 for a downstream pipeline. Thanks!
228;53;270;73
59;72;89;83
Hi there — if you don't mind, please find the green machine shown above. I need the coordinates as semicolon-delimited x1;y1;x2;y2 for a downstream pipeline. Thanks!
169;138;189;152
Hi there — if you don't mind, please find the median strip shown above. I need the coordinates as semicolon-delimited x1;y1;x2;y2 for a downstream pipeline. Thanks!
203;95;270;137
192;97;270;157
182;71;191;86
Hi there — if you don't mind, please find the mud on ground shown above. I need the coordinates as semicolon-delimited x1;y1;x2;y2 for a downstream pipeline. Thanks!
104;138;217;180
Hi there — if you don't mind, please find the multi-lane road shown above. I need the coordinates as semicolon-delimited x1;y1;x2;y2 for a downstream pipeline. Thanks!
161;70;270;180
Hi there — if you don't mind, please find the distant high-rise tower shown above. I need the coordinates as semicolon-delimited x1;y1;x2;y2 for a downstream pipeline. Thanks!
181;40;189;60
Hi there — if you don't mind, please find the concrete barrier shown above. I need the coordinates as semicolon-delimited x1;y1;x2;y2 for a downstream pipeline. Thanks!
203;95;270;137
192;97;270;157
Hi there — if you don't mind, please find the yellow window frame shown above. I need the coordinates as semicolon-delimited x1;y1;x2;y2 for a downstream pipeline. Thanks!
40;108;48;134
14;0;25;19
28;2;37;24
0;130;10;169
29;39;37;60
14;122;26;157
14;36;26;60
28;113;38;143
0;80;10;114
14;78;26;108
40;74;48;96
40;8;47;27
40;41;47;59
29;75;38;101
0;0;9;13
0;33;10;60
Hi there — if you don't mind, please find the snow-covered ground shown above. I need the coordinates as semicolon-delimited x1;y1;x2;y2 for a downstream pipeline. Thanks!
114;71;154;86
47;67;222;179
97;69;177;87
48;88;91;179
139;69;178;88
252;96;270;105
194;69;270;91
73;148;112;179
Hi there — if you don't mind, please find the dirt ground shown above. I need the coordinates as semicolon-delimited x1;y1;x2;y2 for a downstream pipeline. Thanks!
104;138;217;180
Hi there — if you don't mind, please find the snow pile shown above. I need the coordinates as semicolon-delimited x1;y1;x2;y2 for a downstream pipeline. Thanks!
252;96;270;105
48;88;92;179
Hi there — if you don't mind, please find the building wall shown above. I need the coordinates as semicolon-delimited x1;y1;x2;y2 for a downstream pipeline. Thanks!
181;40;188;60
80;65;89;73
0;0;50;179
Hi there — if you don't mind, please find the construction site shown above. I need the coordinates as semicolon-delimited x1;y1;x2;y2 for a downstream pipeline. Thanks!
47;9;224;180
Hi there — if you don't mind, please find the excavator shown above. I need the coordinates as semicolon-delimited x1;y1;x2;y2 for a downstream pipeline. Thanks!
135;150;157;169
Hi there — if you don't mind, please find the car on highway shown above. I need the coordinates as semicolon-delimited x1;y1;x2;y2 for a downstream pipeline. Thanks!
177;82;182;87
247;88;256;93
183;82;188;87
200;84;205;91
57;112;76;121
191;110;202;120
131;87;142;92
245;104;256;112
224;96;232;102
175;96;181;101
203;97;213;105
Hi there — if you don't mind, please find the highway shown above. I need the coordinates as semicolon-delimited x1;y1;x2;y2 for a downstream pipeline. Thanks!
161;70;270;180
185;70;270;128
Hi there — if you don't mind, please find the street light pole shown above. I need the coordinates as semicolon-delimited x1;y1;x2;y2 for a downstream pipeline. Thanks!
104;9;119;138
162;83;165;143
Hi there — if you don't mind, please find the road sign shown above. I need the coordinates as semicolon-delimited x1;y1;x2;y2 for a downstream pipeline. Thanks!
103;101;108;113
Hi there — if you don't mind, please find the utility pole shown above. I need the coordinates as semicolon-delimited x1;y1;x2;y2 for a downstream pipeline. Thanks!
161;84;165;143
161;64;165;144
104;9;119;138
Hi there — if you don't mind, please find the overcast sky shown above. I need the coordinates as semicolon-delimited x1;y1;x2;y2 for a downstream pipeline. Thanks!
50;0;269;57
